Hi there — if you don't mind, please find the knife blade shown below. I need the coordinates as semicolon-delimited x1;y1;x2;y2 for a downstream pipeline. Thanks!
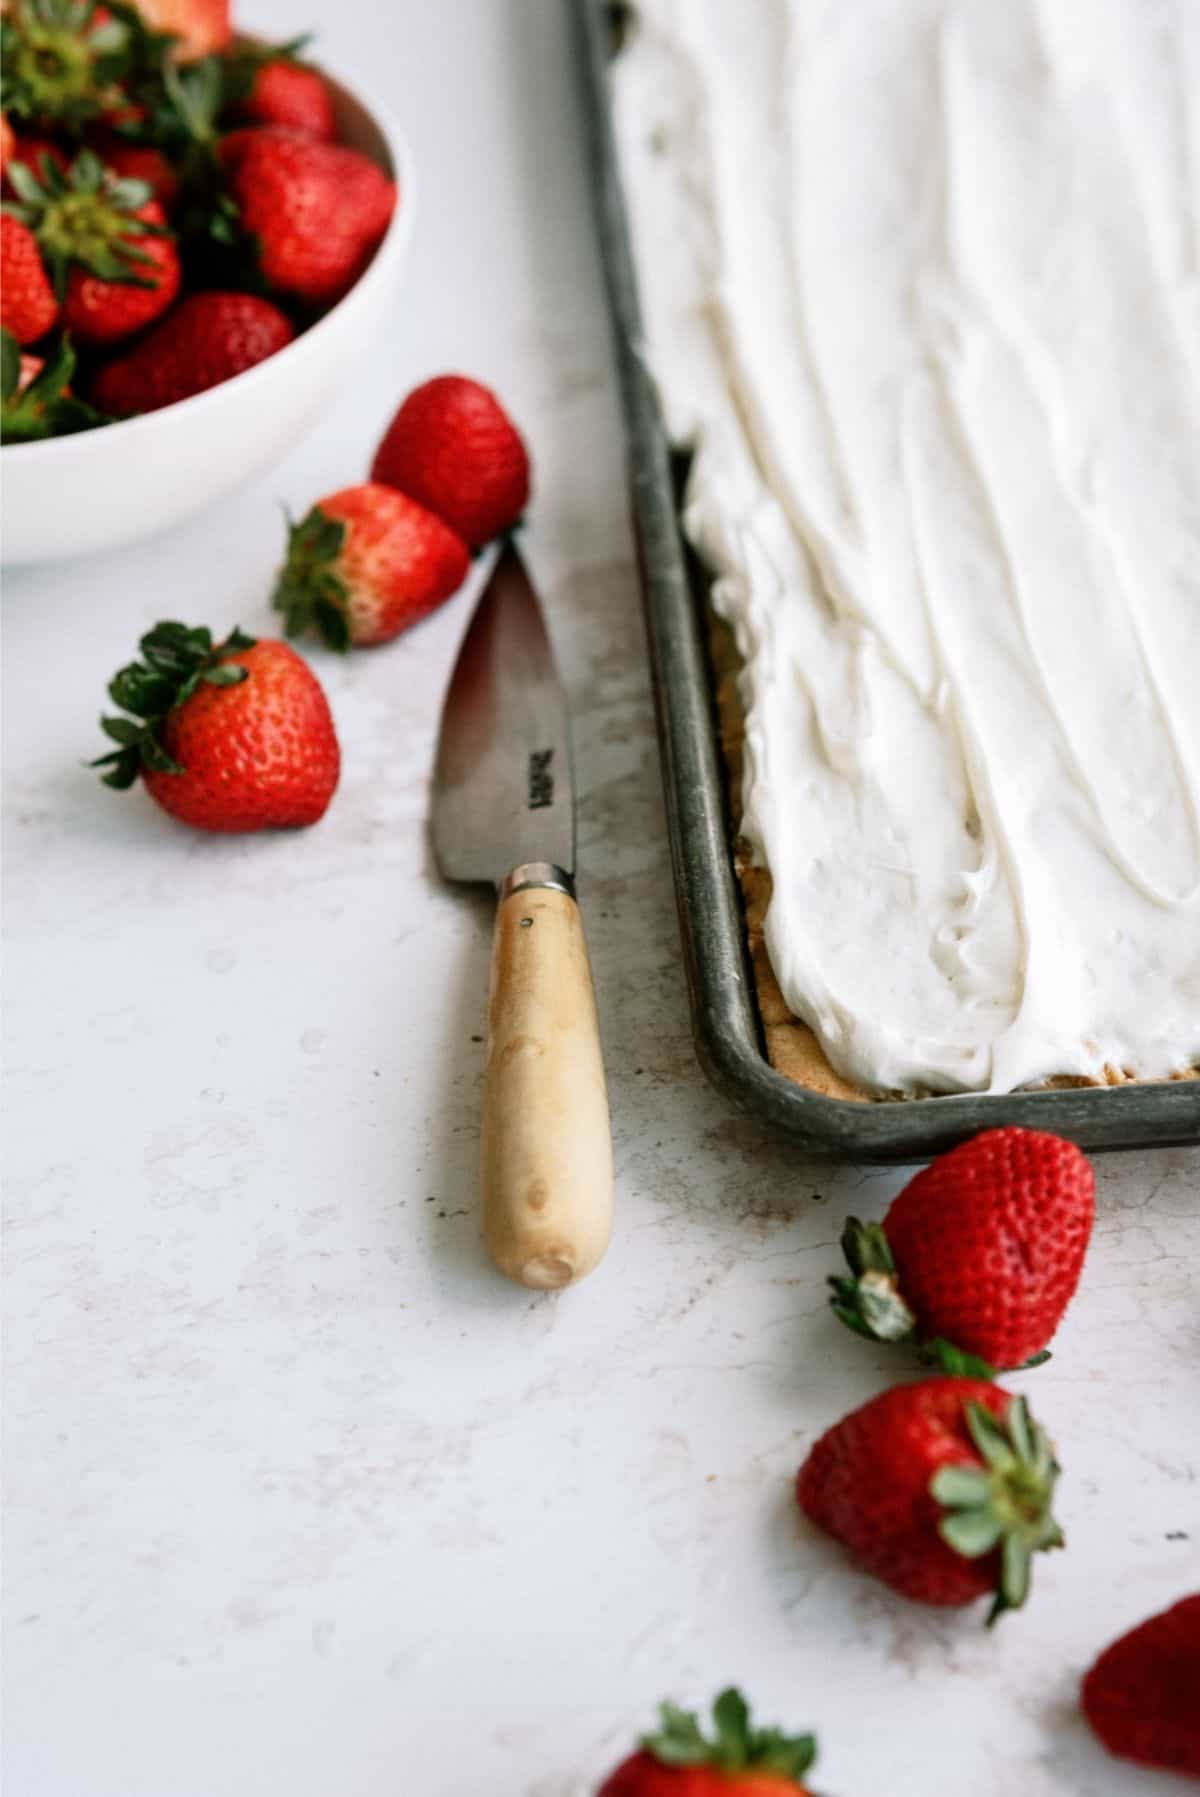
432;542;574;884
432;542;613;1290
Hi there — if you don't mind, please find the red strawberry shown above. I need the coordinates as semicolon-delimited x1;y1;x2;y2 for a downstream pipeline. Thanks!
829;1127;1094;1373
797;1376;1064;1620
93;622;339;833
5;147;179;346
272;483;470;650
1082;1595;1200;1779
99;143;179;210
0;211;57;343
126;0;230;59
239;59;334;140
220;127;395;306
371;374;531;548
91;290;293;415
599;1690;818;1797
0;115;13;170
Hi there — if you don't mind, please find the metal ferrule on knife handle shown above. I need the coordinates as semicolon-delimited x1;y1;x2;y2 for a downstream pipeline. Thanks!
499;862;576;901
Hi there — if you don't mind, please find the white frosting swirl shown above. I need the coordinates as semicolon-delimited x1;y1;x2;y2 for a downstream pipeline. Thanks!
614;0;1200;1096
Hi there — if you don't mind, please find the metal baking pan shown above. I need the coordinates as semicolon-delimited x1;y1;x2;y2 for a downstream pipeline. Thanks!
571;0;1200;1160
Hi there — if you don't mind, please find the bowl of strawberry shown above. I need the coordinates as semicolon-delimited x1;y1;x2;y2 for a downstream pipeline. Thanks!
0;0;414;563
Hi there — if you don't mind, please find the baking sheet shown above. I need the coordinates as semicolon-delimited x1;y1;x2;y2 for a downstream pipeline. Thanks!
571;0;1200;1159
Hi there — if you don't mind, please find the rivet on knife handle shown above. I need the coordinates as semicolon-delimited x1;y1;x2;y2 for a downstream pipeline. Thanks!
481;864;613;1289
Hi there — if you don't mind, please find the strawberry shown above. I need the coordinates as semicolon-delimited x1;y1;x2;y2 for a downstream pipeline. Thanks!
1;324;108;439
237;56;334;141
91;289;293;414
0;114;13;169
829;1127;1094;1374
273;484;470;651
0;209;57;342
92;622;339;833
125;0;230;60
0;0;133;133
4;146;179;344
797;1376;1064;1620
371;374;531;548
220;127;395;306
99;140;178;209
598;1690;818;1796
1082;1595;1200;1779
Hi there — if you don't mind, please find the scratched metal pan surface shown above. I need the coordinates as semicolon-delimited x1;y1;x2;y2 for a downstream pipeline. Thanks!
570;0;1200;1161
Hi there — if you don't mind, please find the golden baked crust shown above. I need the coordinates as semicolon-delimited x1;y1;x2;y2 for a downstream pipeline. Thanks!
708;610;1197;1102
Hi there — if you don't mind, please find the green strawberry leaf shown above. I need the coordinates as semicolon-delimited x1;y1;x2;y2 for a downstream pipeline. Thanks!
644;1702;708;1767
940;1507;1005;1559
0;330;21;404
921;1339;999;1381
711;1687;751;1764
929;1464;993;1507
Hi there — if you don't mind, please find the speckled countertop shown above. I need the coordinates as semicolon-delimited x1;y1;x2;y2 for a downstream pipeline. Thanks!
3;4;1197;1794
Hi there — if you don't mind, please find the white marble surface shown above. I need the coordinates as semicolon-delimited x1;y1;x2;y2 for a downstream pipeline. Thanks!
2;4;1197;1794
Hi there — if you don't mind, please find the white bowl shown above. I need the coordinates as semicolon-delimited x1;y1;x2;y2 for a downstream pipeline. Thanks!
0;63;415;565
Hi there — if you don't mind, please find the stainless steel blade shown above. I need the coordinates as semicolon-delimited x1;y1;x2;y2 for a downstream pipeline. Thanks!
431;543;574;885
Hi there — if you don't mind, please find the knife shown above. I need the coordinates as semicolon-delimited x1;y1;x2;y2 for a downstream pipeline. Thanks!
431;542;613;1290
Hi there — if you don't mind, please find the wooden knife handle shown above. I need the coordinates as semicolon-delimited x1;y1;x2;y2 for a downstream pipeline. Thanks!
481;875;613;1289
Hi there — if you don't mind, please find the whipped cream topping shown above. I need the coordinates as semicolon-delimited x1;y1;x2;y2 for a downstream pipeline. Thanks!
613;0;1200;1095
